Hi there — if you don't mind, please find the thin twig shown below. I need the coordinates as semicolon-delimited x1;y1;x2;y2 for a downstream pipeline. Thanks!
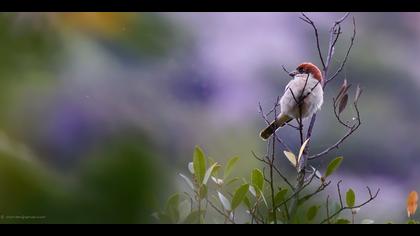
337;180;344;208
274;172;318;211
333;97;353;129
282;65;291;76
326;195;331;224
309;98;362;160
251;151;295;190
206;199;236;224
249;200;264;224
298;180;331;206
253;12;362;225
285;122;300;130
319;185;380;224
258;102;292;152
265;96;280;116
309;125;357;160
300;12;326;69
290;12;355;220
270;98;279;224
335;12;351;25
327;17;356;84
304;12;358;162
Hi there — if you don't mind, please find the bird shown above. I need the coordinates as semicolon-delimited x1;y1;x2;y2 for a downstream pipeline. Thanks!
259;62;324;140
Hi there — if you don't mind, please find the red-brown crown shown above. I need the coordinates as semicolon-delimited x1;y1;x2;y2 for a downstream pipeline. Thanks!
296;62;323;82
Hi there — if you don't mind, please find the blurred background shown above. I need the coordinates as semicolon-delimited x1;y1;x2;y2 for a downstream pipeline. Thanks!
0;12;418;223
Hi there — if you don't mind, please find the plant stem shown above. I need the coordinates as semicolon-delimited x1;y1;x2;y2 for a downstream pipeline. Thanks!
270;102;278;224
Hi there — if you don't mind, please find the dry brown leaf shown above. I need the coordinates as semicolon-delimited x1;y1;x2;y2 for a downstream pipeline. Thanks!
336;79;348;101
407;191;418;217
354;84;363;103
338;93;349;114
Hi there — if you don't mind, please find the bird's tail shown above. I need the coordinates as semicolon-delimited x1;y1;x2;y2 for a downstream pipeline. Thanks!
259;114;293;140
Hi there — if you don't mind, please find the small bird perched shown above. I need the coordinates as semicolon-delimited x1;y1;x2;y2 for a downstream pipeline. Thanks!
260;62;324;140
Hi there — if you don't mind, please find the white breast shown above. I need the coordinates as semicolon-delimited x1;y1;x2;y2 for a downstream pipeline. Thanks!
279;74;323;119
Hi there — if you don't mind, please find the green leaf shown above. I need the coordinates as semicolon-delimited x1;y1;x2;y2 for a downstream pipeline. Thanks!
211;165;221;177
179;173;194;190
325;156;343;177
298;138;310;164
217;191;231;211
183;210;205;224
251;168;264;192
346;188;356;208
203;163;219;185
361;219;375;224
335;218;351;224
249;185;257;197
224;156;240;179
231;184;249;210
243;195;251;209
274;189;288;206
283;151;297;167
166;193;180;223
306;205;319;221
407;219;418;224
179;199;192;222
193;146;207;183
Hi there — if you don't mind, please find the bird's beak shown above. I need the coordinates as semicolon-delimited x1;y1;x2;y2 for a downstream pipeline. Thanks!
288;70;299;77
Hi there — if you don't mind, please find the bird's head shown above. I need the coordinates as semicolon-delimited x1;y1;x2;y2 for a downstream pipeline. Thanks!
288;62;323;83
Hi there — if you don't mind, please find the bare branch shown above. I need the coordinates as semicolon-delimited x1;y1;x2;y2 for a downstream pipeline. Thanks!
274;171;318;211
308;125;358;160
264;96;281;116
258;101;292;152
298;80;321;107
319;185;380;224
337;180;344;208
299;74;310;101
335;12;351;25
333;98;353;129
327;16;357;84
270;103;279;224
324;13;351;78
298;180;331;206
290;14;357;222
255;13;363;224
326;195;331;224
251;151;295;190
309;91;362;160
282;65;291;76
300;12;326;69
206;199;236;224
305;12;355;142
288;87;299;105
285;122;300;130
